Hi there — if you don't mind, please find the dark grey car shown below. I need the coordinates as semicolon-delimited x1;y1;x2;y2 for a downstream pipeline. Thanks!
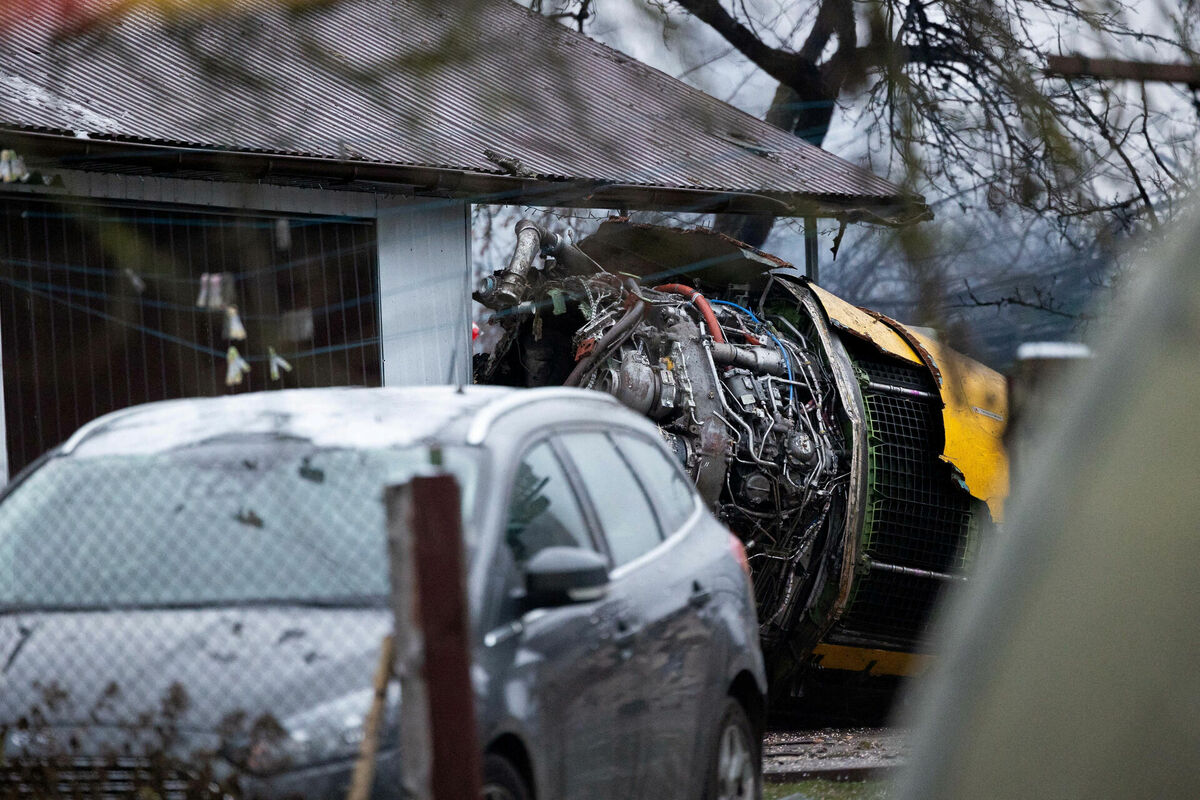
0;386;765;800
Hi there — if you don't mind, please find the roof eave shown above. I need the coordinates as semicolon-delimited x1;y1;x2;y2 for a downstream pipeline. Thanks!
0;128;930;224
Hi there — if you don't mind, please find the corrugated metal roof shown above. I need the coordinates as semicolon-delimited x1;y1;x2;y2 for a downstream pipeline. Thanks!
0;0;918;216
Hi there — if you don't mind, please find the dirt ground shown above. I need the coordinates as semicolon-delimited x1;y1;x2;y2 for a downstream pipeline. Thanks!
764;778;891;800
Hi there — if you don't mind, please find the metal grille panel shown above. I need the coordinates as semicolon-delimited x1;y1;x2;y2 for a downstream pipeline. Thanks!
831;354;975;648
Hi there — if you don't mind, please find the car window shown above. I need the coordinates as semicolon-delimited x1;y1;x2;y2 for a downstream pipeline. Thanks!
612;432;697;534
505;442;594;565
0;440;478;609
558;432;663;568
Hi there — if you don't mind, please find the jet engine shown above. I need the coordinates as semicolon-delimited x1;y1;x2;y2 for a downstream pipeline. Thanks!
475;219;1009;692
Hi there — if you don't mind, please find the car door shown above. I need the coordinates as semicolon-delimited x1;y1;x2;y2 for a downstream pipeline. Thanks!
555;430;677;799
488;437;638;800
609;430;724;799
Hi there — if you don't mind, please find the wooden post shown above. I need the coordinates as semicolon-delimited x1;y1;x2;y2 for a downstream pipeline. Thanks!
346;635;396;800
386;482;431;799
383;475;482;800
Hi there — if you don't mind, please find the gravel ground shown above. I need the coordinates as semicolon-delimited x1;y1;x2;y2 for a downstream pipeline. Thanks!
763;727;908;782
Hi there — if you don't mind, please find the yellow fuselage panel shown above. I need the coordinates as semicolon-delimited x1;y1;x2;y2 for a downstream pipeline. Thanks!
910;332;1010;521
806;283;924;366
805;282;1010;521
810;643;932;677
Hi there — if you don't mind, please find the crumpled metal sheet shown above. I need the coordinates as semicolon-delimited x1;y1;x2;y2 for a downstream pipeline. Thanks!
910;332;1009;520
804;283;926;367
803;283;1008;520
578;218;795;290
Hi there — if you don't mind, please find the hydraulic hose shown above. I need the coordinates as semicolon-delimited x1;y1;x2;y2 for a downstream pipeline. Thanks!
564;284;647;386
653;283;726;344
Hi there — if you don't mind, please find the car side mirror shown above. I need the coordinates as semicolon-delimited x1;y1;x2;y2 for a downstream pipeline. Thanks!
523;547;609;609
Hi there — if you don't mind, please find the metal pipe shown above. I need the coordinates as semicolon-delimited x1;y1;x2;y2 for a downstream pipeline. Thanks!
863;559;966;582
564;287;646;386
804;216;819;283
709;342;787;376
486;219;545;307
864;381;938;401
654;284;726;344
701;337;773;468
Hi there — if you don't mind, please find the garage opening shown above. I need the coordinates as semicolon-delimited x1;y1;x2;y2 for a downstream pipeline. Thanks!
0;196;381;476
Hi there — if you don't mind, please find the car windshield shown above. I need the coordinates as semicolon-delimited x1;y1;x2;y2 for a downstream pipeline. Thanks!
0;438;478;610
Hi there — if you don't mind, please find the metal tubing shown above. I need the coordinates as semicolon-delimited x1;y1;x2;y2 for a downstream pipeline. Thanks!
564;292;646;386
864;559;966;582
492;219;544;306
864;381;938;401
701;337;773;468
710;342;788;376
654;283;726;343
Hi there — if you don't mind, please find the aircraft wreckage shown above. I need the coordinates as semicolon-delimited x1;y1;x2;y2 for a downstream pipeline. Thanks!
475;219;1009;692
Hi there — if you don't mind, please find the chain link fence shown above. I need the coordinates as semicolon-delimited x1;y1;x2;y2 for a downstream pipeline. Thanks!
0;438;419;799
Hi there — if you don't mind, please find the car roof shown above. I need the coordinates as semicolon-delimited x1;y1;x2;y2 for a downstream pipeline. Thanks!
62;386;514;458
60;386;628;458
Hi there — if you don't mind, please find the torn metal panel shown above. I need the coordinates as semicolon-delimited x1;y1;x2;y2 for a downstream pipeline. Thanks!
857;307;943;386
804;284;924;367
577;218;796;290
801;289;1008;521
910;332;1010;521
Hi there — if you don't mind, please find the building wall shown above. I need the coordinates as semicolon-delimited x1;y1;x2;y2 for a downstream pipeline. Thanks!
377;196;472;386
0;171;472;482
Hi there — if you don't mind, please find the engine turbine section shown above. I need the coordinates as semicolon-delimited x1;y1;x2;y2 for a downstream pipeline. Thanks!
475;219;1009;692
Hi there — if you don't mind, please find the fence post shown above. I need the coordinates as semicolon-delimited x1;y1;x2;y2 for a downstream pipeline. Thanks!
384;474;482;800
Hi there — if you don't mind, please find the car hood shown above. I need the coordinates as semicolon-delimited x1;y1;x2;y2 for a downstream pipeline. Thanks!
0;606;391;743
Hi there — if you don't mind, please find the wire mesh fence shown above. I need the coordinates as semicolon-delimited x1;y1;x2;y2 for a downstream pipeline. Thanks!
0;437;412;800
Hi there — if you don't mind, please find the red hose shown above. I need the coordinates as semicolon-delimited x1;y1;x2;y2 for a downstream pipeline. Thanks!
653;283;726;344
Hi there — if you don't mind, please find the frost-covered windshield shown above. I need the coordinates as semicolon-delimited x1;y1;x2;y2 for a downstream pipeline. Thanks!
0;438;477;609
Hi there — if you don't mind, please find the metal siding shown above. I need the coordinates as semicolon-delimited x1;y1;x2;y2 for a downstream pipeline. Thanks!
0;0;909;206
377;197;470;386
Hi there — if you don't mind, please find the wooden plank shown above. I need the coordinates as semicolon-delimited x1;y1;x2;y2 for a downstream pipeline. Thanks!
409;474;483;800
384;475;482;800
386;482;431;800
346;634;397;800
